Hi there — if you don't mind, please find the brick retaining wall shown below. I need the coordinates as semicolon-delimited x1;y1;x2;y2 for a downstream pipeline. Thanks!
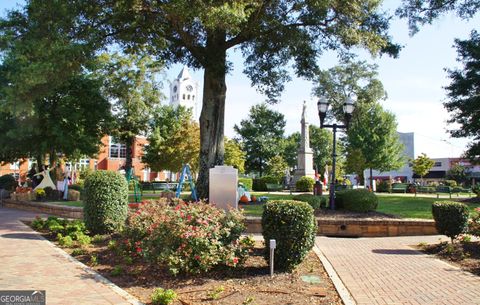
2;199;83;219
245;217;438;237
1;200;437;237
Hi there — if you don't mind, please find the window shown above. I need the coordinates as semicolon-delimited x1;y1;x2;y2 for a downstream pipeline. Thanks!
187;94;190;100
74;159;90;170
183;94;186;100
434;162;442;167
109;137;127;159
192;95;195;100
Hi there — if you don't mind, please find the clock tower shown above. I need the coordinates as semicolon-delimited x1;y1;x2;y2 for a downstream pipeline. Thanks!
170;66;199;118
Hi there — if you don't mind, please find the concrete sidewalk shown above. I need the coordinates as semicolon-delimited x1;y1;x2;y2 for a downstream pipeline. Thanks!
0;207;142;305
316;235;480;305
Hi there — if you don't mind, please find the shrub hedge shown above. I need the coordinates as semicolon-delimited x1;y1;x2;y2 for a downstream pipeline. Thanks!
292;194;325;210
335;189;378;212
252;176;279;191
443;180;457;187
262;200;317;271
238;177;253;190
84;170;128;234
432;201;469;242
0;174;17;191
295;176;315;192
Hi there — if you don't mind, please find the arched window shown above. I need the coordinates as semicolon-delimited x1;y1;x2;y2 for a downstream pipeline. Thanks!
192;95;195;100
183;94;185;100
187;94;190;100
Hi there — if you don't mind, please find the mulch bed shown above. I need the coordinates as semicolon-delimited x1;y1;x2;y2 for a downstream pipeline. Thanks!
418;241;480;276
27;222;342;305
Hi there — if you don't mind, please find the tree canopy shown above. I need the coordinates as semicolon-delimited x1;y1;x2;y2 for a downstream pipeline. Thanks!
142;105;200;174
412;153;435;180
234;104;286;176
95;52;164;173
224;137;246;174
444;30;480;160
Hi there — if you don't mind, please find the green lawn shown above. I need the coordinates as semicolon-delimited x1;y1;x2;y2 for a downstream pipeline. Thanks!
242;192;480;219
48;201;84;207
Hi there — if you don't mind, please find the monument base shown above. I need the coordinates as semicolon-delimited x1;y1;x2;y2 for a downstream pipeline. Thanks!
293;169;316;185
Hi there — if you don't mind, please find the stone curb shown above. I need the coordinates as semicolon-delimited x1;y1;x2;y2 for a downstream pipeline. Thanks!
18;217;145;305
312;244;356;305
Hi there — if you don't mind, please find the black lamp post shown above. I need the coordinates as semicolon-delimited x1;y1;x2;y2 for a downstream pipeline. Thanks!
317;95;355;210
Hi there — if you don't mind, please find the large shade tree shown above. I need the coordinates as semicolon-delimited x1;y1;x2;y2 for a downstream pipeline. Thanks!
143;105;200;174
95;52;163;175
234;104;286;176
314;59;403;187
444;31;480;160
0;75;111;166
2;0;413;197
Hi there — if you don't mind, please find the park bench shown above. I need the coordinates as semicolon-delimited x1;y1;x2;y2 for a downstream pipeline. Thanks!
416;186;436;194
451;186;473;197
141;182;178;193
265;183;283;192
391;183;408;193
436;186;452;198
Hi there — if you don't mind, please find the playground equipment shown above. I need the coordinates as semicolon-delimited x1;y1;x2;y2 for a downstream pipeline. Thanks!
126;168;141;203
175;164;198;201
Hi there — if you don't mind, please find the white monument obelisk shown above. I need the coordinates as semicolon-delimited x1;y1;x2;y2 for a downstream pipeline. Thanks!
293;101;316;183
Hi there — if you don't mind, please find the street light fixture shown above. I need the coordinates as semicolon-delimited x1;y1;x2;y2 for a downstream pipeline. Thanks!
317;95;355;210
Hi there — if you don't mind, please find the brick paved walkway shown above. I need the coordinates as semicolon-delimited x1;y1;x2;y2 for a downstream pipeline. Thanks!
0;207;141;305
316;235;480;305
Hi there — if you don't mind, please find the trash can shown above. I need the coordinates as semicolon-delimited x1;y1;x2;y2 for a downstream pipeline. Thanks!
313;181;323;196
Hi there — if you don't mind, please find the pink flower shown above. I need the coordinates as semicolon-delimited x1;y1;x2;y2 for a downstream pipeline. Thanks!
232;257;239;264
187;215;192;221
194;255;200;260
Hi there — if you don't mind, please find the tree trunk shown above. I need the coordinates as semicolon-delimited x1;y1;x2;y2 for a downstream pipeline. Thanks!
196;45;227;199
125;136;134;179
370;167;373;190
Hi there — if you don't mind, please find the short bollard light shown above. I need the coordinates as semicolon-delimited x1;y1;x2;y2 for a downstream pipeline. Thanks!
269;239;276;277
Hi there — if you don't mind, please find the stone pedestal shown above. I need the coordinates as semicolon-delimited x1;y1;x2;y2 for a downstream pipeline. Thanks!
209;166;238;211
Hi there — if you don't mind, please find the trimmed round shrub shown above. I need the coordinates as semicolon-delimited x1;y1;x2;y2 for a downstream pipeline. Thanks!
295;176;315;192
84;170;128;234
292;194;324;210
238;177;253;190
262;200;317;271
432;201;469;242
335;189;378;212
0;174;17;191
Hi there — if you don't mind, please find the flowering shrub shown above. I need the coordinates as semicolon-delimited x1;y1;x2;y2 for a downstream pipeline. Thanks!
35;188;46;198
468;207;480;237
15;186;32;193
122;199;254;275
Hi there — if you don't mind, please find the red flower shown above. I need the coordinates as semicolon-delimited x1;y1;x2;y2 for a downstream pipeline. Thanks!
194;255;200;260
136;247;142;253
232;257;239;264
